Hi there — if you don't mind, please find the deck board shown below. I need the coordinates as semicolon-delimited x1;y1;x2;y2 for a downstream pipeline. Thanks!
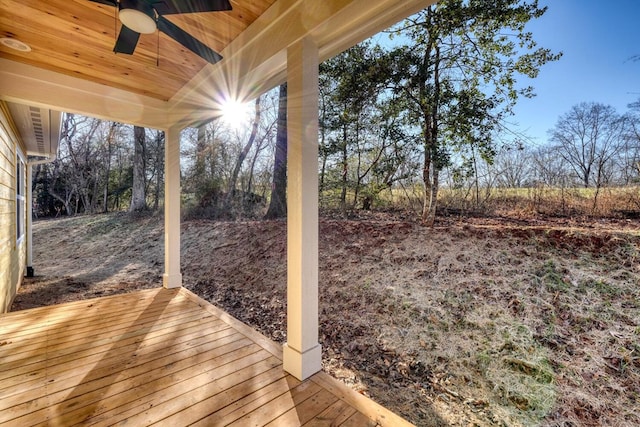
0;287;413;426
1;319;233;393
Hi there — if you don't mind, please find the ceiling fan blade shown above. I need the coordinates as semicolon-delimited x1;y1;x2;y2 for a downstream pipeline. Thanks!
157;16;222;64
151;0;232;15
87;0;117;6
113;25;141;54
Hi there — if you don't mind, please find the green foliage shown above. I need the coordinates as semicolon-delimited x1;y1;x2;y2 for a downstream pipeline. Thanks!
319;42;419;211
388;0;562;223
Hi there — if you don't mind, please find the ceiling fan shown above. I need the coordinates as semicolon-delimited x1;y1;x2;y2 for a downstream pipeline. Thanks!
88;0;232;64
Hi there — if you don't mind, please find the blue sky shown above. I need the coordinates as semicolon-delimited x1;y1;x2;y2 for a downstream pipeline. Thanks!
512;0;640;145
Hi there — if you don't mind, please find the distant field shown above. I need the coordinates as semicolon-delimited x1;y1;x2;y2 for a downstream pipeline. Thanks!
320;185;640;218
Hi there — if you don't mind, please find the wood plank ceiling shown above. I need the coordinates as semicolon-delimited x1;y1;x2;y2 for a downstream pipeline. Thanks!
0;0;276;101
1;0;436;130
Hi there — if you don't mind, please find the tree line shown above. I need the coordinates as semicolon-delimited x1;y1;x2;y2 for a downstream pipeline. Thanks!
430;100;640;216
33;115;165;217
32;0;640;222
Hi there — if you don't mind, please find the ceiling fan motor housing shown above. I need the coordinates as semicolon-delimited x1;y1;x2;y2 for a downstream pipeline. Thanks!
88;0;230;63
119;0;156;34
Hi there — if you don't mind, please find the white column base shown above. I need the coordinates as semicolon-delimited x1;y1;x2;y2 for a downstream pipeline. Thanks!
283;342;322;381
163;273;182;289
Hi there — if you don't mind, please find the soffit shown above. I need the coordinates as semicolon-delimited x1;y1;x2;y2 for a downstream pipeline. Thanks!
6;101;61;158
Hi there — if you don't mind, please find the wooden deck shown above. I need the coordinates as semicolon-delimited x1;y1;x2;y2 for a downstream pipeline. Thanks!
0;288;413;426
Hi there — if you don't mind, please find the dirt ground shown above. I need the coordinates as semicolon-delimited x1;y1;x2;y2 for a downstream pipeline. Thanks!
11;211;640;426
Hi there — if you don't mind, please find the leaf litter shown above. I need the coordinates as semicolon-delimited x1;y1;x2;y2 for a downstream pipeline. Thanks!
11;211;640;426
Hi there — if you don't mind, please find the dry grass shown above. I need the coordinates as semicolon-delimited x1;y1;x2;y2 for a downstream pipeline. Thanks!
11;212;640;426
361;185;640;219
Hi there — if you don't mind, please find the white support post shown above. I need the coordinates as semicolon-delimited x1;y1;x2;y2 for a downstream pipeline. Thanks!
26;163;34;277
282;36;322;381
163;126;182;289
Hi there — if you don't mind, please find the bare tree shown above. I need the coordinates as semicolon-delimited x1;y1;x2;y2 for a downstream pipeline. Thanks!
46;159;75;216
532;146;569;188
549;102;626;189
494;146;534;188
620;102;640;184
225;96;262;211
58;114;104;214
183;118;229;209
549;102;629;211
194;125;208;190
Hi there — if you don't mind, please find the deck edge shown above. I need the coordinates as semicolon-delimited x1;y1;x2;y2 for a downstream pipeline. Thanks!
310;372;415;427
179;288;413;427
179;287;284;360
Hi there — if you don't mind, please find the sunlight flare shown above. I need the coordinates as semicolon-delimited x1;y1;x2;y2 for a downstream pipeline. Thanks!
220;99;251;129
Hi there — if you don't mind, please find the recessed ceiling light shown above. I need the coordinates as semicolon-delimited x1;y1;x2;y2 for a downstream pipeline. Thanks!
1;37;31;52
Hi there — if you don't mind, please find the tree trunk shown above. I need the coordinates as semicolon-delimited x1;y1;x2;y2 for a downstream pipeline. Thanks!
130;126;147;212
319;89;328;205
246;131;270;199
195;125;207;189
424;168;439;226
153;131;164;210
340;123;348;211
265;84;288;219
102;122;112;213
421;41;440;227
226;96;261;211
472;146;480;208
49;189;73;217
421;149;433;224
319;149;327;206
352;121;362;209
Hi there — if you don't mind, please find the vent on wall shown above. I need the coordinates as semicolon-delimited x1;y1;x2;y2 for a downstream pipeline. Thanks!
29;106;46;154
6;101;61;159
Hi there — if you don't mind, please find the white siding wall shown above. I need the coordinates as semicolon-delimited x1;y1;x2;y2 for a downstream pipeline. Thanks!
0;102;26;313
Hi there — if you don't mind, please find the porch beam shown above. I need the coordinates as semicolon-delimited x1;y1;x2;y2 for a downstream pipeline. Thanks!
168;0;436;127
163;126;182;289
283;36;322;381
0;59;169;130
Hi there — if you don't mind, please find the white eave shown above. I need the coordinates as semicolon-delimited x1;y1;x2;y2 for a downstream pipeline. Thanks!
6;101;61;161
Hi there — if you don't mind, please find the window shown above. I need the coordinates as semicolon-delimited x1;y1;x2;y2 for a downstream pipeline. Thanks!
16;156;25;241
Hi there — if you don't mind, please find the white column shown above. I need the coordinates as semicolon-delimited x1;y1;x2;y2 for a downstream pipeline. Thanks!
26;163;34;277
163;126;182;289
282;36;322;381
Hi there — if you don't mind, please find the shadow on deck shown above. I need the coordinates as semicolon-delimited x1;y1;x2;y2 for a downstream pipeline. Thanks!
0;288;413;426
